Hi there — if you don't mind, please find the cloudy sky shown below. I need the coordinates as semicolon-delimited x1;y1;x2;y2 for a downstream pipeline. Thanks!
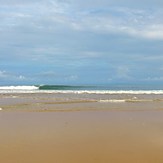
0;0;163;85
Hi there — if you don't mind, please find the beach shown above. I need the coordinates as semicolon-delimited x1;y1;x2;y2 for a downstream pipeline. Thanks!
0;92;163;163
1;0;163;161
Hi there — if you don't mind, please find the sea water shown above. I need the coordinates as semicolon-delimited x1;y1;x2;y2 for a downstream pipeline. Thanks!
1;84;163;103
0;84;163;94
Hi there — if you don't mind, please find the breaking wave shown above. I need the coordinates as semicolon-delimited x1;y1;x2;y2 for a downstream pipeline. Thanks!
0;86;39;92
0;86;39;90
0;85;163;94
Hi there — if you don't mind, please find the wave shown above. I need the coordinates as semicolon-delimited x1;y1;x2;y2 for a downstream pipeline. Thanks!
0;86;39;90
37;85;163;94
37;90;163;94
1;85;163;94
73;90;163;94
38;85;86;90
98;99;155;103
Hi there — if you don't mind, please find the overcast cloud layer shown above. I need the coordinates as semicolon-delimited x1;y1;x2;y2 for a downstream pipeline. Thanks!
0;0;163;85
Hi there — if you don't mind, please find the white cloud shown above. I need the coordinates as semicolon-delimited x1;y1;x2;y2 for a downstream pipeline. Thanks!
37;71;58;78
1;1;163;40
0;71;8;78
19;75;26;80
115;66;132;79
136;55;163;61
144;77;163;81
37;71;78;81
120;24;163;40
72;8;163;40
0;70;26;81
65;75;78;81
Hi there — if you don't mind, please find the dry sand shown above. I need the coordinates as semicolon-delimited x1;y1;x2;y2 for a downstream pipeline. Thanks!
0;93;163;163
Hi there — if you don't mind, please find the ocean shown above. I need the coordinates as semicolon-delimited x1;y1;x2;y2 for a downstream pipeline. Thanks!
0;84;163;94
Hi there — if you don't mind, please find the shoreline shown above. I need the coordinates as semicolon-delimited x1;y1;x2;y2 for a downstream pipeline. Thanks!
1;93;163;112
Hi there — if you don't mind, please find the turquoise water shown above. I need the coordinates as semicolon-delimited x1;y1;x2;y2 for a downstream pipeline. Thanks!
38;84;163;91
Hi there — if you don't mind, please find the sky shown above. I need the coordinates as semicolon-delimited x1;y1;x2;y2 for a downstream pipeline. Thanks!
0;0;163;85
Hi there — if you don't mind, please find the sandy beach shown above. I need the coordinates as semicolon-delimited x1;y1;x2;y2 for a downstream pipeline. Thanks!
0;93;163;163
1;0;163;161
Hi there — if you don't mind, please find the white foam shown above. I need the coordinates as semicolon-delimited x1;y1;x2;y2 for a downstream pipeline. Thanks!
1;88;163;94
40;90;163;95
0;86;39;90
25;90;163;94
99;99;126;103
0;108;2;111
0;86;39;93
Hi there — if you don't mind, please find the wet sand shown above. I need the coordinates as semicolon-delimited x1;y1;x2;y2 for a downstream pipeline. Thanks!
0;93;163;163
1;93;163;112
